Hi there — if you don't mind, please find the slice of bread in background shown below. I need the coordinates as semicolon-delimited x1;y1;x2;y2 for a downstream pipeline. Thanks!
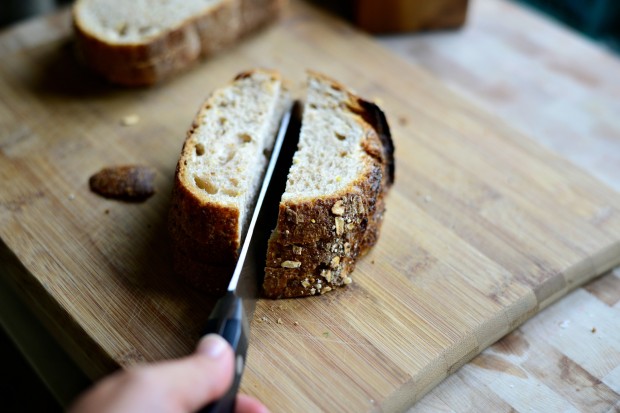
73;0;286;86
169;69;291;294
263;71;394;299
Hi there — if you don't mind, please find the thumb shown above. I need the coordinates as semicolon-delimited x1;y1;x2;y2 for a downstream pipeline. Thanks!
155;334;235;412
68;335;235;413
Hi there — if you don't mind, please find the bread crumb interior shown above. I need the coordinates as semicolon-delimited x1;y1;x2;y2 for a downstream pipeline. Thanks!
183;71;289;229
282;75;366;200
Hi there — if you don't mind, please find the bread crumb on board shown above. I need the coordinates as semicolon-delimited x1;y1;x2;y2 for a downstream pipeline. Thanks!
121;114;140;126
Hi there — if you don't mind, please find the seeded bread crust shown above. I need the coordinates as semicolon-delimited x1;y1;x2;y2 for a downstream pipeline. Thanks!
73;0;285;86
263;73;394;299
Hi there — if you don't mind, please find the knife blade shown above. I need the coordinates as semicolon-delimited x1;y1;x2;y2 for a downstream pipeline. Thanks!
199;102;299;413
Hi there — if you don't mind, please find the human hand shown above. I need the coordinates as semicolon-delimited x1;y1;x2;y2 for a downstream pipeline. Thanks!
69;334;268;413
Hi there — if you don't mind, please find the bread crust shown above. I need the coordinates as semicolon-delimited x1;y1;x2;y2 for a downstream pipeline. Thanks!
168;68;287;295
263;73;394;298
73;0;286;86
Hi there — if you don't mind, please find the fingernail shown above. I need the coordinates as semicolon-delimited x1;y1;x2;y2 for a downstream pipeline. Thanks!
197;334;228;358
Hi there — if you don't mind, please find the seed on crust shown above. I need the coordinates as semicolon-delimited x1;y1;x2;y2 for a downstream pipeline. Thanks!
335;217;345;235
355;196;365;214
343;277;352;285
331;256;340;268
121;114;140;126
292;246;303;255
321;269;332;283
281;260;301;268
331;200;345;216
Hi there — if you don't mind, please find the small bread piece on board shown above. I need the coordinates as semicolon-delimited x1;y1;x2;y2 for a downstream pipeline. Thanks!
169;69;291;294
73;0;286;86
89;165;156;201
263;71;395;299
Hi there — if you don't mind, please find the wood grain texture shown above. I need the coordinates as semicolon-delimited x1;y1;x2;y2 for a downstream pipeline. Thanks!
378;0;620;411
0;1;619;412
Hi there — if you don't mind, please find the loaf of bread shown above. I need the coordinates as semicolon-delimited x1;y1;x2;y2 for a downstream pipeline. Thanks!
263;72;394;298
73;0;286;86
168;69;291;294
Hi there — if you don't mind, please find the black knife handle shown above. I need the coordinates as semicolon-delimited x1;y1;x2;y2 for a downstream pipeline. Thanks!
199;291;248;413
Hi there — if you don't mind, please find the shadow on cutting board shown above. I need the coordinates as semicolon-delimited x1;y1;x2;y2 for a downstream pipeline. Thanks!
102;181;222;351
25;40;116;98
0;327;63;412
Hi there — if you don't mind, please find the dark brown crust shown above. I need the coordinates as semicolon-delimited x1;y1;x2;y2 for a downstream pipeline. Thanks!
263;73;394;299
355;99;395;185
168;185;240;263
73;0;286;86
88;165;156;201
167;125;241;294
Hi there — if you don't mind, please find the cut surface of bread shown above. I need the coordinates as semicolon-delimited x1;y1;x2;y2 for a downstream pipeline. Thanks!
263;72;394;299
73;0;285;85
75;0;227;44
169;69;291;294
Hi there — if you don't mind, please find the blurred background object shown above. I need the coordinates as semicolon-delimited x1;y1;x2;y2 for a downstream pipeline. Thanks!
0;0;69;28
307;0;620;53
2;0;619;53
309;0;469;33
515;0;620;52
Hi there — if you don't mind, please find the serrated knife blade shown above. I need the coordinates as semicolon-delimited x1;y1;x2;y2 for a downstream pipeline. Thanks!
198;102;298;413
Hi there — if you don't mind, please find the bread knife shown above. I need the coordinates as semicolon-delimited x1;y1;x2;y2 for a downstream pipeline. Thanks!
199;103;296;413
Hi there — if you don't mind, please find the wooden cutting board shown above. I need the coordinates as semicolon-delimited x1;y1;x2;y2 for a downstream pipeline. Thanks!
1;1;619;411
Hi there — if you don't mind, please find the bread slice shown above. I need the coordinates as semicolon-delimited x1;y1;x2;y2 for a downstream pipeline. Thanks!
263;72;394;298
169;69;291;293
73;0;285;86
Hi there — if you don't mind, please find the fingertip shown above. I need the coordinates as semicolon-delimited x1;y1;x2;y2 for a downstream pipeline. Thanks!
154;336;235;412
197;334;232;359
236;394;270;413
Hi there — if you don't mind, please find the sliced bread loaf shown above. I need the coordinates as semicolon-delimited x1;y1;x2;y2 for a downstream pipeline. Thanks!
169;69;291;293
263;72;394;298
73;0;285;86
